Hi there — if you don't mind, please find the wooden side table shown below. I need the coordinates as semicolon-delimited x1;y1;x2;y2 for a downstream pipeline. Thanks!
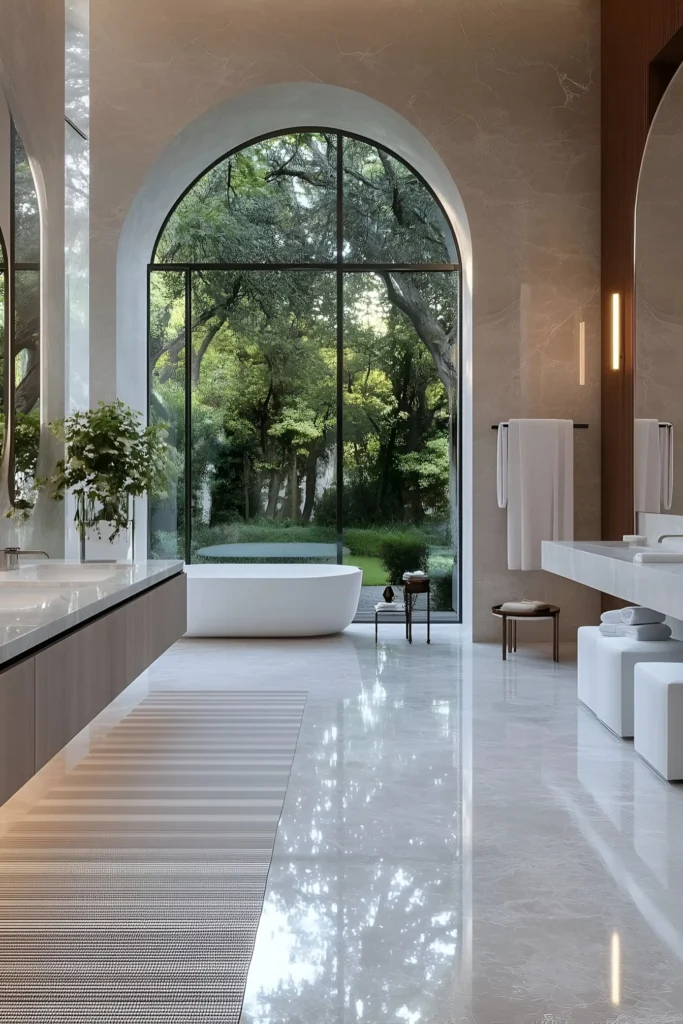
491;604;560;662
404;576;431;644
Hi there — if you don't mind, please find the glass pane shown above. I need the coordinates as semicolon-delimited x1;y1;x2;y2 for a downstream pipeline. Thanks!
343;271;459;617
13;129;40;265
343;137;456;265
0;272;5;441
149;270;186;559
13;268;40;511
189;270;337;563
155;133;338;265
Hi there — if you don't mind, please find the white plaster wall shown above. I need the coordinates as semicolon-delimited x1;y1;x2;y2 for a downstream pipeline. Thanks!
91;0;602;639
0;0;66;555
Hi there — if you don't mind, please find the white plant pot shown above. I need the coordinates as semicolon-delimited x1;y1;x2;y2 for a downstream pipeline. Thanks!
81;522;132;562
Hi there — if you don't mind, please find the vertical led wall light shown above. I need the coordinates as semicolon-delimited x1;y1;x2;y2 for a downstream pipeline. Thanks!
611;293;621;370
611;931;621;1006
579;321;586;385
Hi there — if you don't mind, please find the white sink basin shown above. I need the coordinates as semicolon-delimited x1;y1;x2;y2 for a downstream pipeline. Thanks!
11;563;119;584
0;587;69;612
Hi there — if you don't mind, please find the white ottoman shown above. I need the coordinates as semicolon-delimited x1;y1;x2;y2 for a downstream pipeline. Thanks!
634;664;683;780
577;627;683;737
577;626;600;713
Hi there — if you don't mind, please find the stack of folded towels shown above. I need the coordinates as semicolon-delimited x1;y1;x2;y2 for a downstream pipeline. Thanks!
499;600;551;615
599;606;671;641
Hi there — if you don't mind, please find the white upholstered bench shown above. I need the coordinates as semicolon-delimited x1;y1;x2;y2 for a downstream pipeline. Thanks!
634;663;683;780
577;626;683;738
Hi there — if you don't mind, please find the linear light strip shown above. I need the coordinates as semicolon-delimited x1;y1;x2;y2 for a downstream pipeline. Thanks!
611;930;621;1005
579;320;586;385
611;293;621;371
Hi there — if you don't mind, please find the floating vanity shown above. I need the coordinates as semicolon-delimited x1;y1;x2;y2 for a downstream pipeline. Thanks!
0;560;186;805
542;541;683;621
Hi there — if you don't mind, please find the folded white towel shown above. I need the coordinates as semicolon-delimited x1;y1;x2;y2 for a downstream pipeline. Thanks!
620;606;666;625
633;551;683;564
499;600;551;614
599;622;672;641
601;609;629;624
375;602;406;612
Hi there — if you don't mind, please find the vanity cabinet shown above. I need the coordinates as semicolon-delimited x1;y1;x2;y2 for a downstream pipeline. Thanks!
0;571;187;792
0;659;35;805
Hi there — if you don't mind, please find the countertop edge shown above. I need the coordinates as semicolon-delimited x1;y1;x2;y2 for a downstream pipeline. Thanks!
0;561;185;668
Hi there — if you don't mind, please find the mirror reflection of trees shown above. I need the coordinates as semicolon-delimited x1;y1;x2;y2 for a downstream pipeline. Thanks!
150;131;460;615
0;121;41;516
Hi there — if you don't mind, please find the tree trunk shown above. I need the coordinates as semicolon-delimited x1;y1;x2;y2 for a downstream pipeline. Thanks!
302;450;319;523
289;452;298;521
266;471;281;518
243;451;250;520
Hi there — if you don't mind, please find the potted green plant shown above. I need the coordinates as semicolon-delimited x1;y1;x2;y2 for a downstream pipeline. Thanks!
44;401;168;561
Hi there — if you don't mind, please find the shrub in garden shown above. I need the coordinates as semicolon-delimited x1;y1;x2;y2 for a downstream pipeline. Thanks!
380;537;429;584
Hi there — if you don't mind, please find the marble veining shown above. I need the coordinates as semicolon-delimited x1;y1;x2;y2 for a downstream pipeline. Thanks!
111;626;683;1023
0;560;183;665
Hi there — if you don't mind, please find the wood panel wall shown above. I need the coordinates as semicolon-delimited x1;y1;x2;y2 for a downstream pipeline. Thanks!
602;0;683;540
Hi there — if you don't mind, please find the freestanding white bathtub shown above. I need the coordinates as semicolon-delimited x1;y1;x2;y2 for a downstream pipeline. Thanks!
184;563;363;637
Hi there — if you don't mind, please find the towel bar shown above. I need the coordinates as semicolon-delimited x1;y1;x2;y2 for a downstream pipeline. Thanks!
491;423;589;430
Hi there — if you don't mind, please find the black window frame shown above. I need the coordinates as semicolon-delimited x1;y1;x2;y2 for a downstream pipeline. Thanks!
148;127;463;621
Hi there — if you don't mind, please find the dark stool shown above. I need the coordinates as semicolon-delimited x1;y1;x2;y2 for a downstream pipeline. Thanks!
404;576;431;644
492;604;560;662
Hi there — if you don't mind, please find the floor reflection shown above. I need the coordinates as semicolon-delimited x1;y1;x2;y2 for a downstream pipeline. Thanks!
240;629;471;1023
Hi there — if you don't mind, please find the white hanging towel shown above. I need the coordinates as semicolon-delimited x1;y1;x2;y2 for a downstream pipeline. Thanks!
496;423;508;509
659;423;674;512
634;419;661;513
506;419;574;571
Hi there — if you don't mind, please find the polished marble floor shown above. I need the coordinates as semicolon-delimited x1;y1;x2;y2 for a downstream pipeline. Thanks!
4;625;683;1023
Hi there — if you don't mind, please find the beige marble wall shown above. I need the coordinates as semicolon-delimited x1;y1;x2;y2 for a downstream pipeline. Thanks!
0;0;66;554
636;65;683;516
90;0;601;639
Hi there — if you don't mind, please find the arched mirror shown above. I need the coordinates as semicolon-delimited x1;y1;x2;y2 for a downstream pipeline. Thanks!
635;65;683;520
0;91;41;519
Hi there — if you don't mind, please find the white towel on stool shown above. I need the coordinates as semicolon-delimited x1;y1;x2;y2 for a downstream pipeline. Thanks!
506;419;574;571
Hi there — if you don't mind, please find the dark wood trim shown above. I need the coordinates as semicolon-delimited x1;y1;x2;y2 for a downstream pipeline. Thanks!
601;1;683;543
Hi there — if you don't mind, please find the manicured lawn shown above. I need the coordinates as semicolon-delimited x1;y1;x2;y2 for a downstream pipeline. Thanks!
343;554;388;586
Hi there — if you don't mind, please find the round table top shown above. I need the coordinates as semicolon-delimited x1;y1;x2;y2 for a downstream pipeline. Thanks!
196;542;350;559
492;603;560;618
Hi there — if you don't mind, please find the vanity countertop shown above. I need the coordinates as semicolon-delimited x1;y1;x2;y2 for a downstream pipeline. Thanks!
0;559;184;667
542;541;683;620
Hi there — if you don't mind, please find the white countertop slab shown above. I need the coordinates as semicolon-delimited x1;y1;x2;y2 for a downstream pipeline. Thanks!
0;560;184;667
542;541;683;619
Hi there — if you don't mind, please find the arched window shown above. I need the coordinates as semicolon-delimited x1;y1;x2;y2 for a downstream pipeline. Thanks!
149;130;461;618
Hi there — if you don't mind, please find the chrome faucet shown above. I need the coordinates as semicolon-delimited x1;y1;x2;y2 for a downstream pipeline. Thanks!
0;547;50;571
657;534;683;544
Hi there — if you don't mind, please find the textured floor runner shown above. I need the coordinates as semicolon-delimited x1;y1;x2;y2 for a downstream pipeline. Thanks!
0;690;306;1022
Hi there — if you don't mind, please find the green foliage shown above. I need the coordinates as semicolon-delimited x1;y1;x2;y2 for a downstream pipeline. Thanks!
149;132;459;596
431;571;455;612
380;537;429;584
46;401;169;541
1;411;41;521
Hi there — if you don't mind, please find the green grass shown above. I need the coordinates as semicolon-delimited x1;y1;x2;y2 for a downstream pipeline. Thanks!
343;554;388;586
